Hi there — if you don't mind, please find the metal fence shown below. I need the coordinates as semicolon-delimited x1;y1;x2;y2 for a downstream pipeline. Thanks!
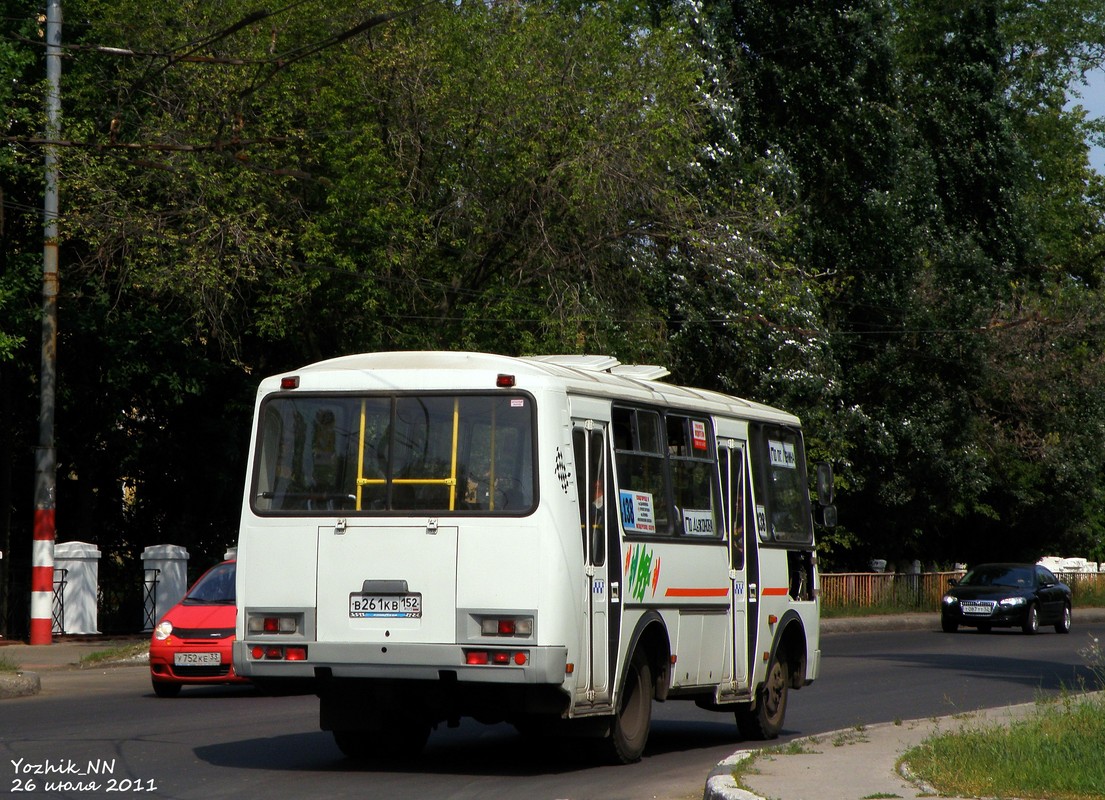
1;566;144;639
5;565;1103;638
820;570;1105;613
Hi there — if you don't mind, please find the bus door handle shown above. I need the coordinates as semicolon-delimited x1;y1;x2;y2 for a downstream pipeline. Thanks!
749;583;757;603
611;582;620;603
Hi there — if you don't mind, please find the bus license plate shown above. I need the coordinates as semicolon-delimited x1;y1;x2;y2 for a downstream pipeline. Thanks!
349;593;422;618
174;652;221;666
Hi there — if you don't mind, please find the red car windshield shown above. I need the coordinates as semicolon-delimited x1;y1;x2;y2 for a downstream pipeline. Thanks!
184;562;236;605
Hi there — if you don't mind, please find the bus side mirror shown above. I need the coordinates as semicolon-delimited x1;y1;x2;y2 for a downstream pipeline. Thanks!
815;462;836;528
816;462;834;505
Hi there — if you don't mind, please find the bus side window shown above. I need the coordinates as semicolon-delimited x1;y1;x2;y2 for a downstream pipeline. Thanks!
612;407;671;535
572;428;606;565
573;429;589;551
668;415;718;538
718;445;745;569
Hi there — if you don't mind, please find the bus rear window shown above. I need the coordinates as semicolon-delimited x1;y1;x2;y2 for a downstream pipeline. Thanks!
252;393;535;515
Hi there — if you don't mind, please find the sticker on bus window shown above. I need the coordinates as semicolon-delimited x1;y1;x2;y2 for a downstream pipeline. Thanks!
692;420;707;450
683;508;714;536
620;490;656;534
768;440;797;469
756;504;769;541
510;398;525;408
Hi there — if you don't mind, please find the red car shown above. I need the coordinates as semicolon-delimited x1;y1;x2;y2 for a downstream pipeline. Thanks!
149;560;247;697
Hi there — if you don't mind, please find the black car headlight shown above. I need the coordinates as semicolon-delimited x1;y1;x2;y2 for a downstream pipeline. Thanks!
999;597;1027;608
942;594;958;606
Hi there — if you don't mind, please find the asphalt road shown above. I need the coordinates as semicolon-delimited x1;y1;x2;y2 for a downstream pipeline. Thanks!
3;621;1102;800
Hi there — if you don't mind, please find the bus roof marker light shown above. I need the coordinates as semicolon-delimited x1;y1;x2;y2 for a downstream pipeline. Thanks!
496;374;515;388
280;376;300;390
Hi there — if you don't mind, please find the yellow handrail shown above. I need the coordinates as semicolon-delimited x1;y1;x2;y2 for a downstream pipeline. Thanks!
353;397;462;510
355;400;367;511
449;397;460;511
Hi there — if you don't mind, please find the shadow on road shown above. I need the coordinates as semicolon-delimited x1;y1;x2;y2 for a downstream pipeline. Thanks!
194;713;748;777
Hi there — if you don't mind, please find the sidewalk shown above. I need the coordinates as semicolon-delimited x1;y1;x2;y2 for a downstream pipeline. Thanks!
704;702;1041;800
0;636;144;698
704;607;1105;800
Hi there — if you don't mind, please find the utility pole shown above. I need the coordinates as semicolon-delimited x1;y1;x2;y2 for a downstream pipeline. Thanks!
31;0;62;646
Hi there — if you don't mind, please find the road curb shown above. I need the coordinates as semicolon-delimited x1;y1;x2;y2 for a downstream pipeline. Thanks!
703;751;761;800
0;671;41;699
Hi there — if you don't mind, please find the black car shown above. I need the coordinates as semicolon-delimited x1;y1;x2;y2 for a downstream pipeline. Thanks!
941;562;1072;634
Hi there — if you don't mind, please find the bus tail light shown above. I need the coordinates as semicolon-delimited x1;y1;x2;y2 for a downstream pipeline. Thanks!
251;645;309;661
479;615;533;637
464;649;528;666
247;614;299;634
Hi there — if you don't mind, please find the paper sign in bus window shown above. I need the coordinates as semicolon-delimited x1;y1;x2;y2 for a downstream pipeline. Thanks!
682;508;714;536
768;439;797;469
692;420;708;451
756;504;768;541
620;490;657;534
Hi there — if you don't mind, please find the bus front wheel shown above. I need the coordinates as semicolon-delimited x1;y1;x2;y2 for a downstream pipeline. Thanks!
609;650;652;764
736;654;789;740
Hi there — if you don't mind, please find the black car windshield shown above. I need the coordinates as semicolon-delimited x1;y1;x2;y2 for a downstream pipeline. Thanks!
183;562;236;605
960;565;1032;588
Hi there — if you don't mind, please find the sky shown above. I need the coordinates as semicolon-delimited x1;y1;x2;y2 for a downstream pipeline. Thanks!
1072;68;1105;174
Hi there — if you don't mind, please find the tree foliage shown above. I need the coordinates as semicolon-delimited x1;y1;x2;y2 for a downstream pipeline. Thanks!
2;0;1105;633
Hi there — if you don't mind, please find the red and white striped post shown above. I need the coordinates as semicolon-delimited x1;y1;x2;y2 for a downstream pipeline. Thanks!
30;505;55;644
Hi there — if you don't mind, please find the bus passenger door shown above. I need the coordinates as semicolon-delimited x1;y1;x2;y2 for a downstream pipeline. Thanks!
720;440;752;691
573;422;611;704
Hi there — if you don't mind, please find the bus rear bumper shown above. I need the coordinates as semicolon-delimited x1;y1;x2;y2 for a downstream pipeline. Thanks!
235;641;568;685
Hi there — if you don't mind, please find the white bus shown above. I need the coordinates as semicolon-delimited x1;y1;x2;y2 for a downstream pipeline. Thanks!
234;351;833;763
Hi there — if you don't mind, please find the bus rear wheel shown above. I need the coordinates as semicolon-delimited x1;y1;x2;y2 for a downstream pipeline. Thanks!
736;654;789;740
608;650;652;764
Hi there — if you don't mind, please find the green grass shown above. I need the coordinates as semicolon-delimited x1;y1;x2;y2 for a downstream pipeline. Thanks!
0;653;20;673
78;642;149;668
902;692;1105;800
726;750;760;792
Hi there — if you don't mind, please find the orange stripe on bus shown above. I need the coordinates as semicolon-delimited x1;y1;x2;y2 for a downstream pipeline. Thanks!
761;587;790;596
664;587;730;598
